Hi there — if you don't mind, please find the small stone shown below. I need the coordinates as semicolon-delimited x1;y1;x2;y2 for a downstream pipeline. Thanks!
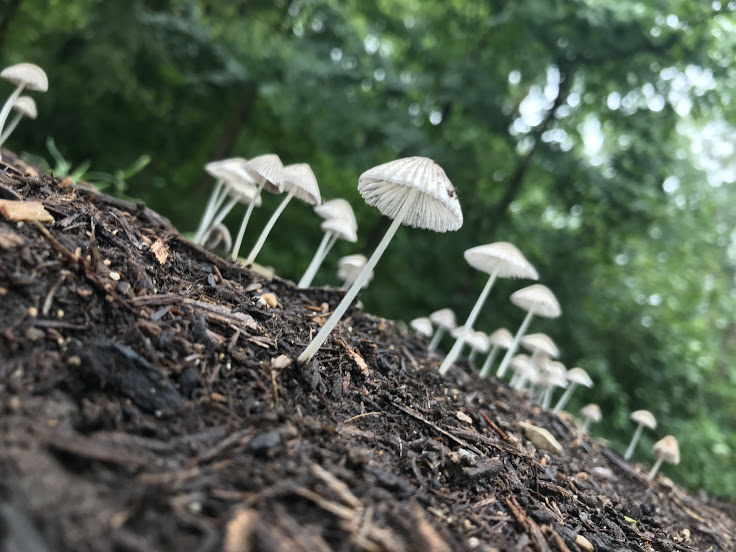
271;354;291;369
576;534;594;552
456;411;473;424
249;430;282;454
7;395;21;413
257;292;278;308
27;306;38;317
518;421;563;454
67;355;81;367
109;271;121;281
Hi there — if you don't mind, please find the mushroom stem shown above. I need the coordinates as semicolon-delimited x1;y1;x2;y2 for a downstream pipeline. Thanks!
299;187;418;364
245;187;295;265
496;308;536;378
0;82;27;150
468;348;478;363
231;181;266;260
193;179;225;243
428;327;447;352
195;182;231;244
582;417;593;433
439;269;499;375
200;195;240;244
541;385;554;410
552;381;578;413
647;456;665;479
478;344;500;379
0;111;25;145
624;423;645;461
298;231;337;288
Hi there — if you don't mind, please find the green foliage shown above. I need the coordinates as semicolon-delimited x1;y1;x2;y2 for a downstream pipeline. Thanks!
3;0;736;495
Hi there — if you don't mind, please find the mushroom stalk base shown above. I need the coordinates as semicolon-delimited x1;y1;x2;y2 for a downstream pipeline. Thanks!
552;381;578;413
428;327;446;352
245;187;295;265
194;179;225;244
231;181;266;260
496;309;536;378
0;111;24;146
647;456;664;479
478;344;500;379
298;231;336;288
299;187;418;364
439;269;499;375
0;83;27;160
624;423;644;461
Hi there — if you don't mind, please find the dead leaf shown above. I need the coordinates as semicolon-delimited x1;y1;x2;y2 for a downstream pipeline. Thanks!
339;339;369;375
0;231;24;249
151;239;169;265
0;199;54;222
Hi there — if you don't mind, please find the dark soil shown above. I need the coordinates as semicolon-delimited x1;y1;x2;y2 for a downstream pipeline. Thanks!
1;149;735;552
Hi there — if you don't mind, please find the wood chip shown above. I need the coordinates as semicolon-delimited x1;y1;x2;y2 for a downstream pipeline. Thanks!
271;354;292;369
0;199;54;222
151;238;169;265
518;421;563;454
223;508;258;552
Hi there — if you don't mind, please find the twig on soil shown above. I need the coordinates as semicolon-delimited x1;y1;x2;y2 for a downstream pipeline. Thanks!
505;494;551;552
343;412;382;424
41;271;67;315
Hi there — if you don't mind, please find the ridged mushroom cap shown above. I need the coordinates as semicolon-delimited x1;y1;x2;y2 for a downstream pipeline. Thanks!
581;403;602;423
630;410;657;429
281;163;321;205
358;156;463;232
566;367;594;388
242;154;284;193
463;242;539;279
314;199;357;230
487;328;514;348
652;435;680;465
521;333;559;357
1;63;48;92
11;96;37;119
409;317;433;338
429;308;457;330
321;217;358;243
510;284;561;318
204;157;248;180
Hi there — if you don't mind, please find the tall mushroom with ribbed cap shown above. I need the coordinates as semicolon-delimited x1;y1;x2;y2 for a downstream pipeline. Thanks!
428;308;457;352
479;328;514;379
439;242;538;376
495;284;561;378
410;317;433;338
580;403;602;433
337;254;371;288
0;96;37;147
552;367;593;413
648;435;680;479
298;198;358;288
228;154;284;259
624;410;657;461
0;63;47;161
244;162;321;264
299;156;463;364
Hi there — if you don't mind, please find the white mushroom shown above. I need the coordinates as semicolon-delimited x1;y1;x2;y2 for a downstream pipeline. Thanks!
624;410;657;461
580;403;602;433
0;96;37;146
428;308;457;352
495;284;561;378
409;317;433;338
201;223;232;257
537;359;567;409
507;354;536;390
466;330;490;363
552;367;593;413
479;328;514;379
647;435;680;479
299;156;463;364
439;242;538;375
245;163;321;265
0;63;47;160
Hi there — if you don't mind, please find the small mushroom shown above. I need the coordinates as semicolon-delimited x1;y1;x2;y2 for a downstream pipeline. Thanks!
201;223;232;257
552;367;594;413
0;96;37;146
537;359;567;409
647;435;680;479
0;63;48;160
624;410;657;461
299;156;463;364
409;317;433;338
439;242;538;375
337;254;371;288
507;354;536;390
496;284;561;378
478;328;513;379
580;403;602;433
466;330;490;363
428;308;457;352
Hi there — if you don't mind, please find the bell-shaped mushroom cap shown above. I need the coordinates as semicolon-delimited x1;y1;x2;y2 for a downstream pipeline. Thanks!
450;325;466;339
521;333;559;358
315;198;357;229
321;217;358;243
539;359;568;388
0;63;48;92
429;308;456;330
357;156;463;232
566;367;594;388
410;317;433;338
205;157;248;180
630;410;657;429
242;154;284;193
510;354;535;376
467;330;490;353
281;163;321;205
510;284;561;318
337;254;372;284
11;96;37;119
487;328;514;348
227;178;263;207
463;242;539;279
652;435;680;465
581;403;602;423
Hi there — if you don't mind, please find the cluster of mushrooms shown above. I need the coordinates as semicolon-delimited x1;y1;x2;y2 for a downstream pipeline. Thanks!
0;63;48;160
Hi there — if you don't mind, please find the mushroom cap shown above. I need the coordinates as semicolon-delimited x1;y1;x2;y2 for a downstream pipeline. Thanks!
337;254;373;286
520;333;559;357
630;410;657;430
0;63;48;92
357;156;463;232
227;178;263;207
11;96;37;119
463;242;539;279
314;198;357;230
566;367;594;388
450;325;466;339
466;330;490;353
510;354;536;377
321;217;358;243
580;403;602;423
487;328;514;348
281;163;321;205
652;435;680;465
510;284;561;318
539;359;568;388
242;154;284;193
409;317;433;337
429;308;457;330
